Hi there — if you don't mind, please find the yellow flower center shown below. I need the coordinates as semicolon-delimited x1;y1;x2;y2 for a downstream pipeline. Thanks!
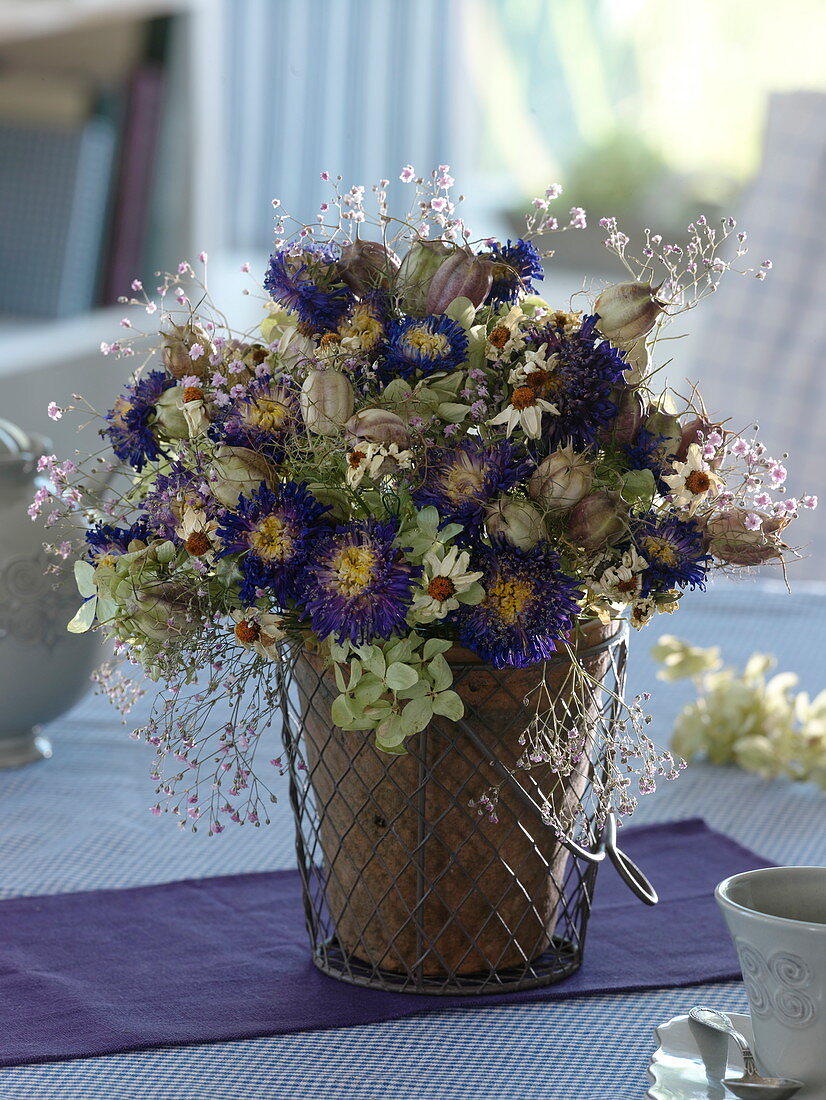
341;305;384;350
641;536;678;566
234;619;260;643
185;531;211;557
684;470;711;495
250;514;294;562
486;576;533;624
405;328;449;359
427;575;456;601
330;545;378;597
442;456;485;502
511;385;537;410
247;394;289;432
488;325;510;349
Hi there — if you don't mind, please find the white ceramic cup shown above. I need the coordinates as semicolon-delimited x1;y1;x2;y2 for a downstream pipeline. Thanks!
716;867;826;1098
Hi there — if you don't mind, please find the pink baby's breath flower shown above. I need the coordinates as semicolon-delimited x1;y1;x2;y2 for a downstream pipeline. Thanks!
178;261;190;275
729;438;749;457
131;279;143;291
240;261;251;273
769;464;787;486
399;164;416;183
120;317;132;328
802;494;818;509
47;402;63;421
430;197;448;213
198;251;208;263
212;371;227;387
212;391;231;408
228;359;245;374
569;207;587;229
189;343;205;360
229;384;246;399
182;374;200;388
743;512;762;531
545;183;562;199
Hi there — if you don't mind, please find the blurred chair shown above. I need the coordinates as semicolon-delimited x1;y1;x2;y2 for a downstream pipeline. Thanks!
686;92;826;580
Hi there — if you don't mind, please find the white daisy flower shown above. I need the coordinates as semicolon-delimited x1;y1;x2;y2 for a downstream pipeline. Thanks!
345;442;385;487
662;443;722;514
485;306;527;361
488;384;558;440
345;442;414;488
589;547;648;604
230;608;286;661
411;544;483;623
175;507;220;560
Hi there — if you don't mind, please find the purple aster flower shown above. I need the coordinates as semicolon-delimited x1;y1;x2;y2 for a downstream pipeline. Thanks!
209;377;296;459
413;438;531;528
633;515;709;594
623;427;673;495
381;313;469;380
142;462;215;541
453;540;582;668
104;371;174;471
485;238;544;305
302;518;419;645
85;516;151;560
217;481;329;605
264;243;354;333
527;314;626;451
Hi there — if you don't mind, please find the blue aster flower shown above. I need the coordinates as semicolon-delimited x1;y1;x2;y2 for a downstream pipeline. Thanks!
486;238;544;305
302;518;419;646
209;378;295;459
104;371;174;471
413;438;531;529
217;481;329;605
527;314;627;451
338;292;389;355
634;515;709;594
264;244;354;333
453;540;582;668
142;462;216;541
85;516;151;561
624;427;672;495
381;313;469;379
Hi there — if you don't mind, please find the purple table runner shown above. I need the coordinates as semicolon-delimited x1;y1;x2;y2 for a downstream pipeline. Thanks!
0;818;767;1067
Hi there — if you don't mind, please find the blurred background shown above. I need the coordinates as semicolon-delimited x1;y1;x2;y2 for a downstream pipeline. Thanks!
0;0;824;573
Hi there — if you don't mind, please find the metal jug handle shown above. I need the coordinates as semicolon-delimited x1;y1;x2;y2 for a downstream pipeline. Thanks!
454;715;659;906
600;812;658;905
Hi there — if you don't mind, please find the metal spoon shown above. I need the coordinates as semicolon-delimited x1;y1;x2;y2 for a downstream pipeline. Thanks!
689;1007;804;1100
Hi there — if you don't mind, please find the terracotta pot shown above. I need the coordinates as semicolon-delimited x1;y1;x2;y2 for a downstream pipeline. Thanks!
292;619;623;979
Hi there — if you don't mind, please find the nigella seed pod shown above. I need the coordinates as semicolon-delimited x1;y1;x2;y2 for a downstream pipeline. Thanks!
644;408;682;462
702;510;787;566
601;386;645;446
529;445;594;513
339;239;400;295
345;408;411;448
300;369;354;436
485;498;546;550
395;239;453;316
675;416;722;464
594;282;665;344
567;491;626;550
425;249;494;314
162;323;211;379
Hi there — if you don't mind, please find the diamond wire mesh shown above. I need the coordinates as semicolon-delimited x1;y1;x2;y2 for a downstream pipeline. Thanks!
277;622;629;995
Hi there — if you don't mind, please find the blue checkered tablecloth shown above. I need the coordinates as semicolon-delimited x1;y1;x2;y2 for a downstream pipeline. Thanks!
1;580;825;1100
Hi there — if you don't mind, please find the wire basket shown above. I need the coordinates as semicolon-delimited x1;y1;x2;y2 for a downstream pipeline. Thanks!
277;619;654;995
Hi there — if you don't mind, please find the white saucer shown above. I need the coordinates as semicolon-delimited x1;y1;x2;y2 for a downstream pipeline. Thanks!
647;1012;754;1099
